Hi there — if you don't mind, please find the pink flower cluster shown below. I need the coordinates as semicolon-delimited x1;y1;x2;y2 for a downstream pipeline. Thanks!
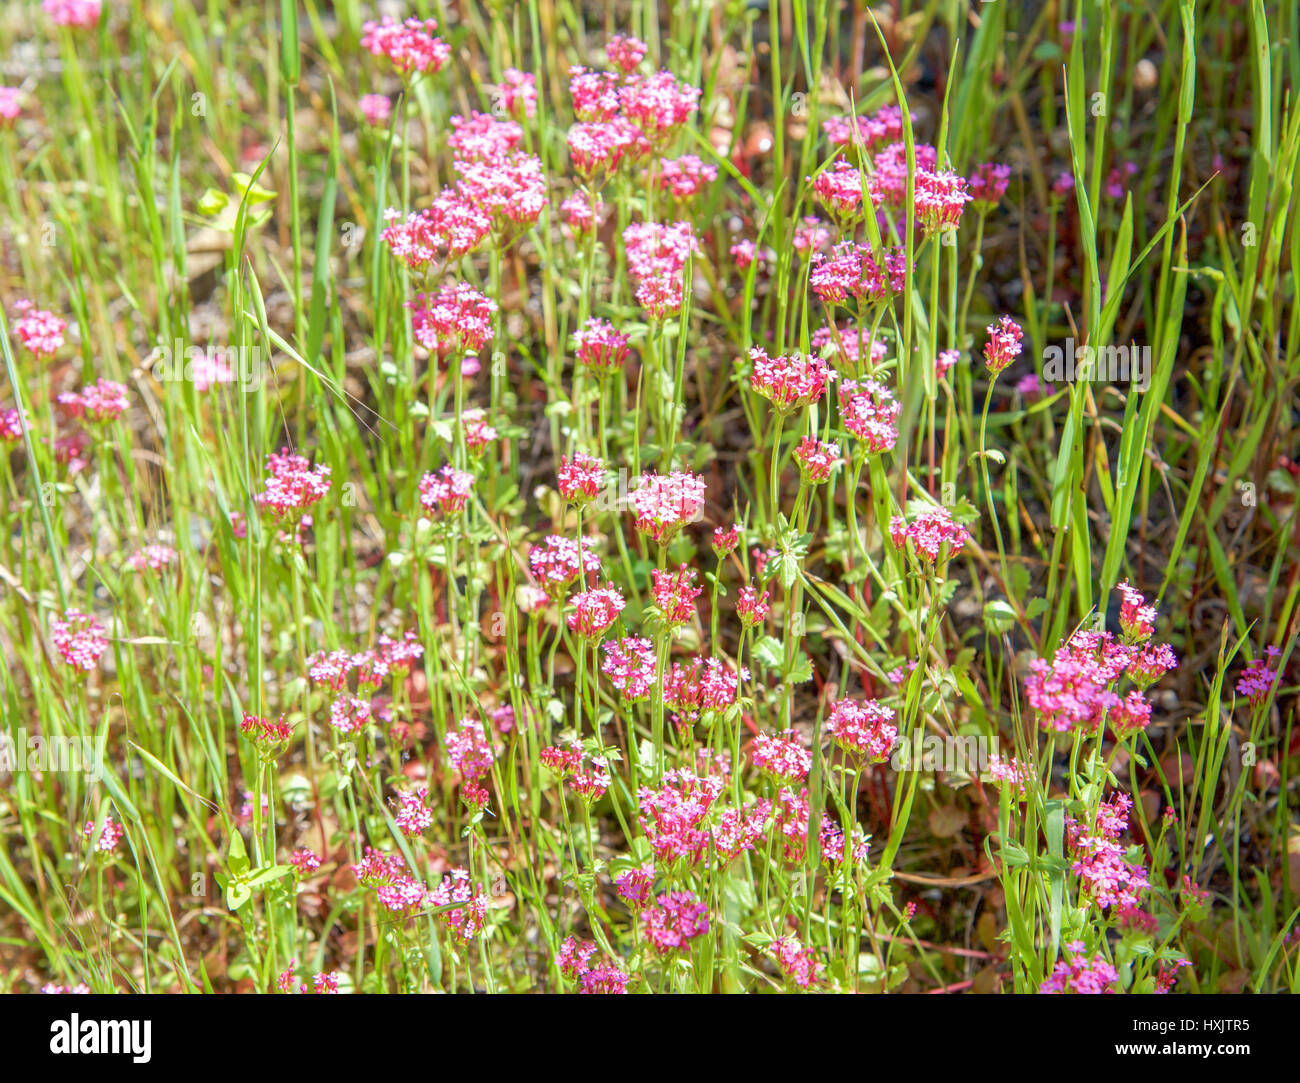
567;585;626;639
409;282;497;359
573;318;630;374
983;316;1024;375
749;347;833;411
623;220;699;318
360;16;450;76
1066;793;1150;918
418;464;475;516
644;890;709;952
1039;940;1119;994
57;379;129;422
601;636;658;702
827;697;898;761
12;301;67;357
839;378;900;452
631;469;706;543
529;535;601;591
84;816;123;853
51;608;108;672
656;154;717;200
651;563;702;626
752;730;811;781
821;105;909;150
810;243;907;306
889;506;972;562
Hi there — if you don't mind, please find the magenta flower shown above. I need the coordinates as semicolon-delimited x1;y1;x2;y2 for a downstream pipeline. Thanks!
418;464;474;517
644;890;710;952
889;505;972;562
606;34;649;74
631;469;706;544
651;563;702;626
749;347;833;412
57;379;129;422
567;585;626;639
360;16;450;76
1040;940;1118;994
51;609;108;672
12;301;67;358
573;318;630;375
558;452;605;505
794;437;840;483
827;697;897;762
84;816;123;853
983;316;1024;375
600;636;658;702
751;730;811;782
255;449;331;518
358;94;391;126
839;378;900;453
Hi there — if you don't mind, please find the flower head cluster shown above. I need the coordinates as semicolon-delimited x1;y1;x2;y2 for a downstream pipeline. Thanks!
644;890;709;952
239;712;292;752
601;636;658;702
637;770;724;864
418;465;474;516
12;301;67;357
44;0;101;27
255;449;331;518
493;69;537;119
810;243;907;305
447;112;524;163
429;868;488;942
736;584;770;627
359;94;391;126
827;698;897;761
529;535;601;592
820;819;870;870
822;104;909;150
607;34;649;73
623;220;699;319
656;155;717;200
889;506;972;562
913;168;972;233
360;16;450;76
394;787;433;836
51;609;108;672
573;318;630;375
84;816;123;853
125;544;178;573
1039;941;1119;994
631;469;706;544
409;282;497;359
558;452;604;505
983;316;1024;376
445;717;495;781
567;585;626;639
1067;794;1150;918
772;935;824;988
560;191;603;234
619;70;701;141
289;849;320;877
353;848;428;915
1237;646;1282;705
794;437;840;483
968;162;1011;206
839;378;900;453
651;563;702;626
869;141;939;207
811;159;868;218
752;730;811;781
57;380;129;422
615;864;655;910
662;657;744;728
749;347;833;412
